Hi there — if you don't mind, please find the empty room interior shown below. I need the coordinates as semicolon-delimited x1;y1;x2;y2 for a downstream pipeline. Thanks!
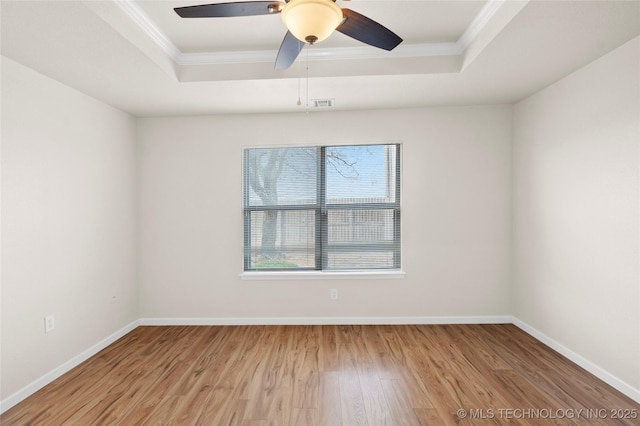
1;0;639;424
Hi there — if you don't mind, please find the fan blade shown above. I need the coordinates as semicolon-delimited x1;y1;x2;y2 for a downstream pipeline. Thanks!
275;31;305;70
336;8;402;51
174;1;284;18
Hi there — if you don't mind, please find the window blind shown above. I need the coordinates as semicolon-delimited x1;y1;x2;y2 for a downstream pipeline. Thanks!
243;144;400;271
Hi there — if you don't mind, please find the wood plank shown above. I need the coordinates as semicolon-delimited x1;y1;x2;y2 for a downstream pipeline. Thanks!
291;408;318;426
380;378;422;426
357;362;393;425
339;343;368;425
318;371;343;425
320;325;339;372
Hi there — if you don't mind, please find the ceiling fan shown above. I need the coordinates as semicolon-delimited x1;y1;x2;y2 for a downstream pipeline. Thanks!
174;0;403;69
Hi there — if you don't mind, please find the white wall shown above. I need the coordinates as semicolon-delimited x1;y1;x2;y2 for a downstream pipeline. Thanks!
513;37;640;392
1;57;139;402
137;106;512;320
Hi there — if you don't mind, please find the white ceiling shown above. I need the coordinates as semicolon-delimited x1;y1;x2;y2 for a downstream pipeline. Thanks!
1;0;639;117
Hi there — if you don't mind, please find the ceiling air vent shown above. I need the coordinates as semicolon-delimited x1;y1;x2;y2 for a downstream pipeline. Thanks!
311;98;335;108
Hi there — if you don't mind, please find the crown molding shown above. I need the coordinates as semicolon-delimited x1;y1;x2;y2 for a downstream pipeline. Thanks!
114;0;182;62
177;42;464;66
457;0;506;50
114;0;505;67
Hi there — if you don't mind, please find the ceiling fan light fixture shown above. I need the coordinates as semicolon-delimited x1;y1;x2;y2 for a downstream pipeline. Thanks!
281;0;344;44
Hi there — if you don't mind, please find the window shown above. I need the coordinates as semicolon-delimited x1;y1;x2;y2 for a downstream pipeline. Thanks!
243;144;400;271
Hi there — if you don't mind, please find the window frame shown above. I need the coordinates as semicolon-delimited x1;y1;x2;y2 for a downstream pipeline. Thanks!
242;143;403;276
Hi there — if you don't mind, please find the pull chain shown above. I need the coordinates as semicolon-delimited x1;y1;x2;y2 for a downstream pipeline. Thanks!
295;42;310;112
305;45;309;113
296;41;302;107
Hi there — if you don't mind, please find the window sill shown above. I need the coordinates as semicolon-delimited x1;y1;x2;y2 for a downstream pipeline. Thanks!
240;270;406;281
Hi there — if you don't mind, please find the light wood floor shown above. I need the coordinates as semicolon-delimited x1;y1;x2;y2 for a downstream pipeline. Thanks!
2;324;638;425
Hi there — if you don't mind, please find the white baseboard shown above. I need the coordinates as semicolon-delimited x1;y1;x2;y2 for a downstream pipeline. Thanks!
138;315;513;326
512;317;640;404
0;320;140;414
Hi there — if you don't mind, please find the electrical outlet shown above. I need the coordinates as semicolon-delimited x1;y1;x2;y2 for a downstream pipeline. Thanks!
330;288;338;301
44;315;55;333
